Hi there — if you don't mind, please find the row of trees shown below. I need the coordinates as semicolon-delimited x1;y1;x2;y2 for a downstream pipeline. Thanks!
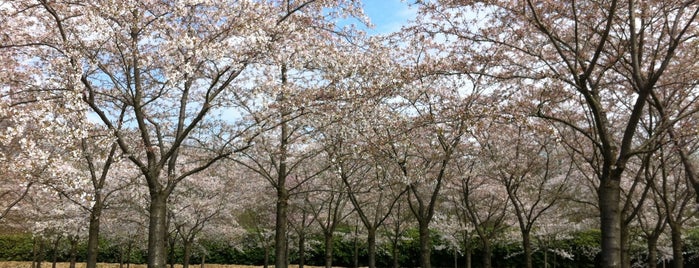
1;1;698;268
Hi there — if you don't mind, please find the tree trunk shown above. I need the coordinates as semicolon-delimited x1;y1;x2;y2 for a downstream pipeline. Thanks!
298;231;305;268
481;238;492;268
418;221;432;268
147;193;169;268
183;238;193;268
263;243;269;268
599;178;622;268
647;236;658;268
620;223;631;268
367;227;377;268
119;244;125;268
353;229;359;268
465;241;471;268
168;232;177;268
275;66;290;268
33;237;45;268
522;230;532;268
391;237;399;268
669;222;683;268
69;235;79;268
51;235;61;268
126;242;133;268
324;232;334;268
200;254;205;268
275;187;289;268
86;197;103;268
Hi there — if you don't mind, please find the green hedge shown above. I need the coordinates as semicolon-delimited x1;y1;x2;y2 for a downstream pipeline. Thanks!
3;228;699;267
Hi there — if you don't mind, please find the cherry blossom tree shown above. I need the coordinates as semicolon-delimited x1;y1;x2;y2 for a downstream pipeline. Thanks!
4;1;273;267
381;195;414;268
634;178;668;268
168;160;235;268
317;99;409;268
227;1;376;266
450;160;510;268
364;32;489;267
412;1;699;267
473;114;573;268
102;195;149;268
0;0;87;219
650;146;697;268
306;168;353;268
50;127;138;268
287;189;317;268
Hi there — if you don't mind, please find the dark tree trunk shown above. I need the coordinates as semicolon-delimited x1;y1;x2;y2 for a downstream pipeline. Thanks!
352;229;359;268
522;230;532;268
168;232;177;268
599;177;622;268
324;232;334;268
391;237;399;268
183;238;193;268
119;244;125;268
147;193;169;268
298;231;306;268
670;222;683;268
647;236;658;268
263;243;270;268
274;65;290;268
69;235;79;268
33;237;45;268
51;235;61;268
481;238;492;268
119;241;134;268
620;223;630;268
367;227;377;268
86;196;103;268
418;221;432;268
275;187;289;268
126;242;133;268
465;240;471;268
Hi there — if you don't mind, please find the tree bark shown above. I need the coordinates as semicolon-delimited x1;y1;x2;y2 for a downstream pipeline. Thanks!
263;243;270;268
86;197;103;268
464;231;473;268
298;231;305;268
324;232;334;268
126;242;133;268
147;193;169;268
183;238;193;268
352;227;359;268
69;235;78;268
481;238;492;268
275;187;289;268
620;222;630;268
51;235;61;268
418;221;432;268
647;236;658;268
367;227;377;268
599;177;622;268
669;222;683;268
275;78;290;268
32;237;45;268
168;232;177;268
522;230;532;268
391;236;399;268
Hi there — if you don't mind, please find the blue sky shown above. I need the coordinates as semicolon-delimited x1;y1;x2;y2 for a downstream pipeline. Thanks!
361;0;417;34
